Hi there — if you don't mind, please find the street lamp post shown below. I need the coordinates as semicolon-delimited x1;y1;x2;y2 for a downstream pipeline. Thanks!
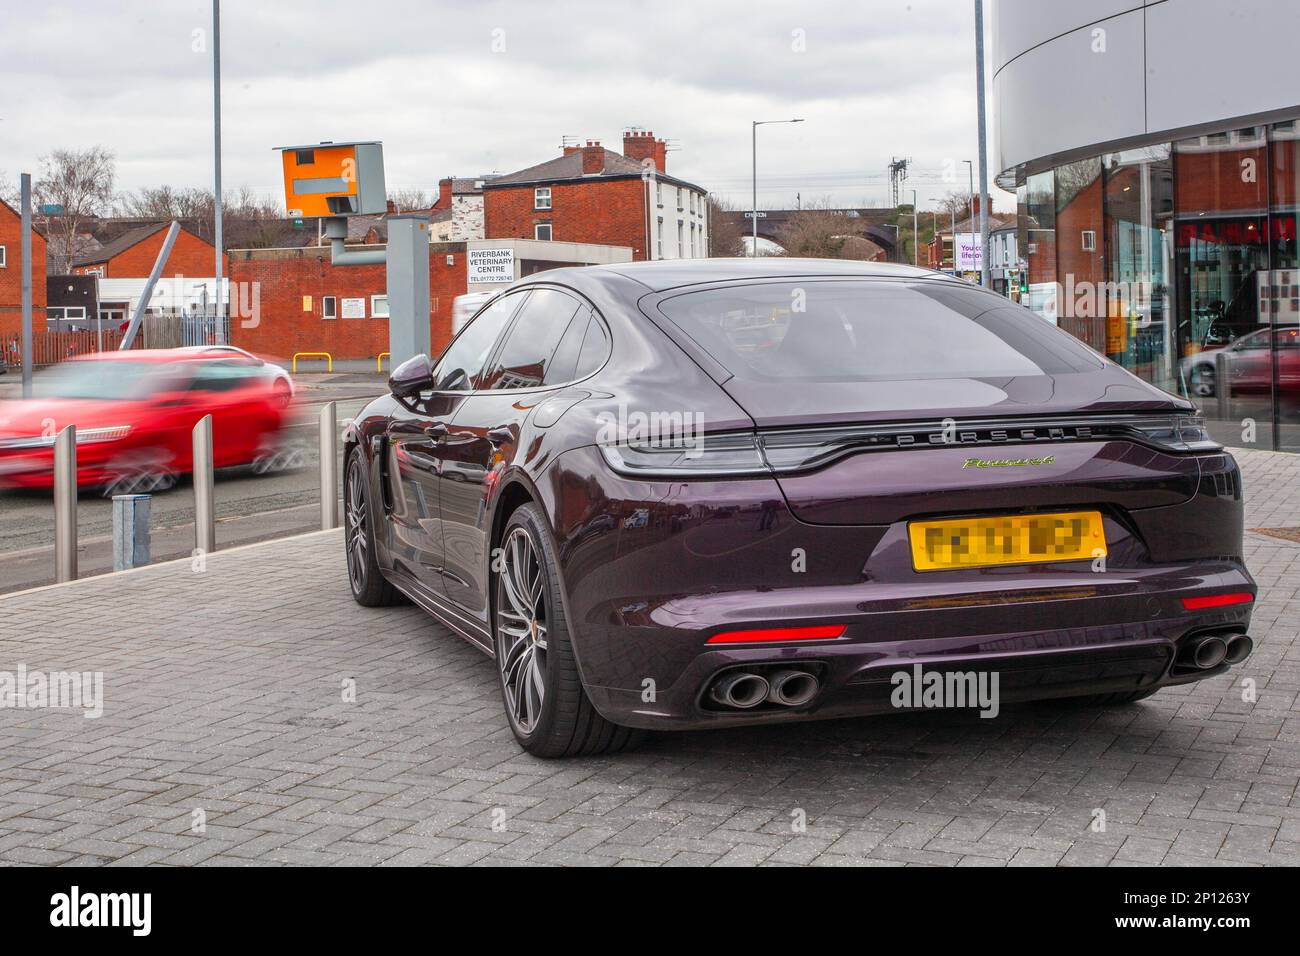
751;118;804;257
911;189;918;266
212;0;224;343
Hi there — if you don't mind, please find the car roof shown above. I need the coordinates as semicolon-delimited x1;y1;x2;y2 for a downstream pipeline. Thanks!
68;349;246;364
513;257;961;294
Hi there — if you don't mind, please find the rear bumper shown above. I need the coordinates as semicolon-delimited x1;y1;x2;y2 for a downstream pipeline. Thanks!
539;445;1254;731
584;571;1255;730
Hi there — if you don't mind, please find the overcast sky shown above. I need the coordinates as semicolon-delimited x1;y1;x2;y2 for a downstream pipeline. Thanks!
0;0;1013;214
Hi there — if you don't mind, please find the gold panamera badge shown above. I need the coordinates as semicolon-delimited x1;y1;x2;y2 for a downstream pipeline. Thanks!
962;455;1056;468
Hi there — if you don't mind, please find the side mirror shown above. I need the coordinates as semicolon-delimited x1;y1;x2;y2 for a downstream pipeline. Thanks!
388;353;434;398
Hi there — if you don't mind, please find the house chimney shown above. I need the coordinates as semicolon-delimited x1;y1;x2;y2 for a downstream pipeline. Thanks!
581;140;604;175
562;145;581;156
622;130;666;173
436;177;453;209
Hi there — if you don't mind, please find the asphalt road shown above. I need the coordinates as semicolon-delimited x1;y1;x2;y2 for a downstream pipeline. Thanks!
0;381;383;593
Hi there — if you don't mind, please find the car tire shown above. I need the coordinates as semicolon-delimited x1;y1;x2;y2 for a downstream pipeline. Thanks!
494;502;642;758
344;447;402;607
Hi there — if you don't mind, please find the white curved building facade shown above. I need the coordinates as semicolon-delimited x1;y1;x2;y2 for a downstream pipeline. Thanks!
993;0;1300;452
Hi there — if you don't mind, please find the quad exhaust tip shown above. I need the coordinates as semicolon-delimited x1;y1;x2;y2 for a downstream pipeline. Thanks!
1179;633;1253;670
709;669;821;710
709;672;770;709
1224;634;1253;665
767;669;820;707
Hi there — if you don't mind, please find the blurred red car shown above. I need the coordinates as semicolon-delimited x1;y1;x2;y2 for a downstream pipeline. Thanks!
0;350;292;493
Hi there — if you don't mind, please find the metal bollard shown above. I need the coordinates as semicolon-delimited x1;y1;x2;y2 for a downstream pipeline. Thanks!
1215;349;1230;422
193;414;216;555
112;494;151;571
53;424;78;583
320;401;339;530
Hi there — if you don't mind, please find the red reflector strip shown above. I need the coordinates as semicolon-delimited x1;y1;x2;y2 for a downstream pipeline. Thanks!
1181;592;1254;611
706;625;846;645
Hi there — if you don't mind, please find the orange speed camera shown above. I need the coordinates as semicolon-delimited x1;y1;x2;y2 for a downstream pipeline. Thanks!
276;141;386;218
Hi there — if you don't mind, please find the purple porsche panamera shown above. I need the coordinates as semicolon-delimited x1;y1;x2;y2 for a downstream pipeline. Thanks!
341;259;1255;757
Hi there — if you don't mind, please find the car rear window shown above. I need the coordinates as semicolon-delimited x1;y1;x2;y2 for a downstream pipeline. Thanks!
656;280;1102;383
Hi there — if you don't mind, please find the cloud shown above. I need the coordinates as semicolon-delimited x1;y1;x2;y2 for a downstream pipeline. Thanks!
0;0;1013;212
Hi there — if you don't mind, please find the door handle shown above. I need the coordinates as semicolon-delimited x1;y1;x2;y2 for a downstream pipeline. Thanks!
424;422;449;439
486;425;514;446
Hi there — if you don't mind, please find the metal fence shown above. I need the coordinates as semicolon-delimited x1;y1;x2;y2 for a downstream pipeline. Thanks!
1;313;230;369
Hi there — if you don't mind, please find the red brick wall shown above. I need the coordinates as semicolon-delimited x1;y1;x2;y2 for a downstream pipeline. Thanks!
1175;144;1268;215
227;243;467;363
484;178;647;259
0;200;48;341
74;226;224;279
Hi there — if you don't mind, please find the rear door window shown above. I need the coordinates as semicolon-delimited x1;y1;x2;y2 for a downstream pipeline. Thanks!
480;288;582;390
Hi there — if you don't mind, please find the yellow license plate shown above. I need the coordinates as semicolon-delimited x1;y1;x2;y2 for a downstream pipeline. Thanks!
908;510;1107;572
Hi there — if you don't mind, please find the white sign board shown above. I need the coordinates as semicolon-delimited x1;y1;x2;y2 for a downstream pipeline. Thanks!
467;247;517;285
955;233;983;272
341;297;366;319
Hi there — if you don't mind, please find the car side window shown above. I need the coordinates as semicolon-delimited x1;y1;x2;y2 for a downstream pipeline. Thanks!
431;294;522;391
187;361;258;393
546;307;593;385
573;314;611;379
480;288;582;390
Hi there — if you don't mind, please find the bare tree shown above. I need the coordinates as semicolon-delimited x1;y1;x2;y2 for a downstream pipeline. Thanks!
0;171;18;207
35;147;116;272
707;195;745;258
115;184;299;250
387;187;433;212
115;185;212;220
936;190;969;224
775;201;880;260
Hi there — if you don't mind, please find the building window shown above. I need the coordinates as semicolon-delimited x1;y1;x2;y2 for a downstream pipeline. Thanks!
657;217;663;258
534;187;552;210
322;295;336;320
1080;230;1096;252
0;245;6;268
677;221;684;254
535;221;552;241
677;187;683;211
371;294;390;318
656;182;662;207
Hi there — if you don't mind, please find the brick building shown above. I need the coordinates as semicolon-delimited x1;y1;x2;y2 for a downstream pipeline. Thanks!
227;243;468;364
483;131;709;260
71;222;222;279
431;176;497;241
0;199;48;346
67;222;225;326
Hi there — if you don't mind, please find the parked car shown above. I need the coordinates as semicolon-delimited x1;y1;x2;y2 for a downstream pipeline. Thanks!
342;259;1255;757
1179;326;1300;397
0;349;292;494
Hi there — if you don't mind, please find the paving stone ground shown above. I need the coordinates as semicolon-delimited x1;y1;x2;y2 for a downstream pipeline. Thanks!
1;449;1298;867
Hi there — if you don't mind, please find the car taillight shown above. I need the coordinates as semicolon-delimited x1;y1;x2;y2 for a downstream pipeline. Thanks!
1182;592;1253;611
1122;415;1221;453
598;433;767;476
706;624;846;645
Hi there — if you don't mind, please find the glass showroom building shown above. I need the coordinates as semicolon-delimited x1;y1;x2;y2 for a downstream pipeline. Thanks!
994;0;1300;452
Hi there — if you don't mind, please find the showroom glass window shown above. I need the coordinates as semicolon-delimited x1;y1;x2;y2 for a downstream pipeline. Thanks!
1023;170;1056;321
1054;157;1106;352
1173;127;1270;439
1102;145;1174;391
1270;120;1300;452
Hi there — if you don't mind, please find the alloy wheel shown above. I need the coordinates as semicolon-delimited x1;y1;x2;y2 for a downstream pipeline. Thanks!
345;456;369;593
496;526;548;735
